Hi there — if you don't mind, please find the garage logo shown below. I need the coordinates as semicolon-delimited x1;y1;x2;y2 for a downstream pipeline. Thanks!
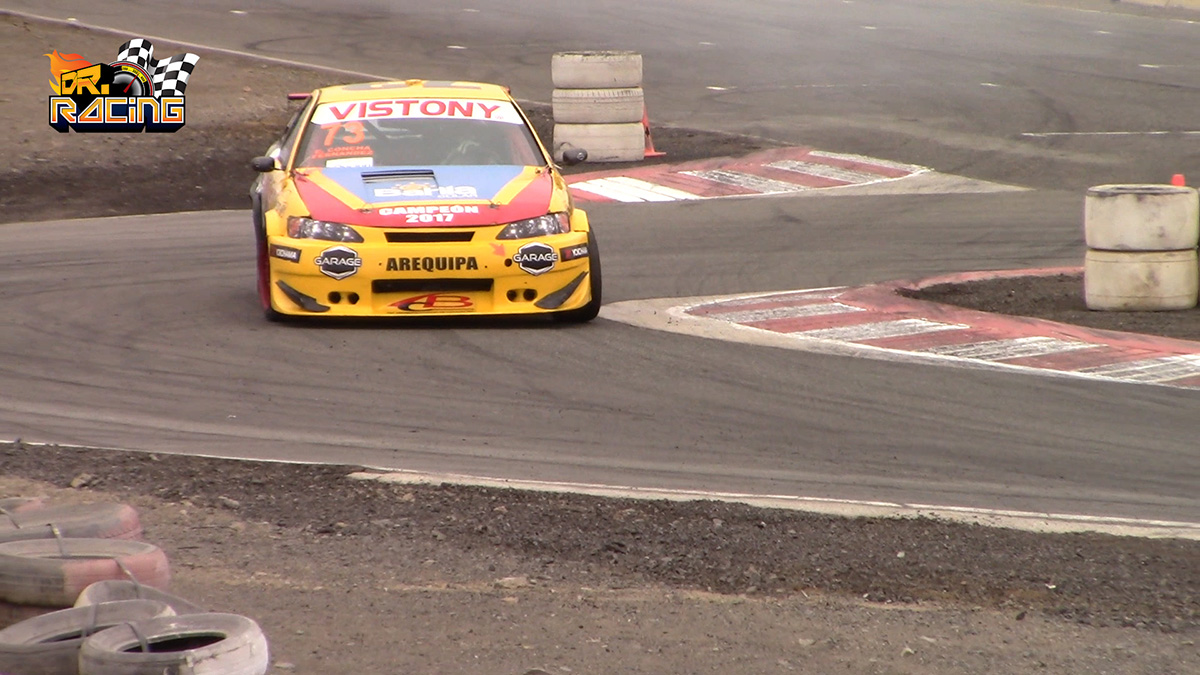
46;38;199;133
314;246;362;280
512;242;557;276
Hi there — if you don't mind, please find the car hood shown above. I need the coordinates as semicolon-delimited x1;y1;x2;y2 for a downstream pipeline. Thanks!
292;165;562;228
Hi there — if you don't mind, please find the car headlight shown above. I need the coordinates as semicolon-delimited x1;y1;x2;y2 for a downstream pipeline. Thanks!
287;217;364;243
496;213;571;240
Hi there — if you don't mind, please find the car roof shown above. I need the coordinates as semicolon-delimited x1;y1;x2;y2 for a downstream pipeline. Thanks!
314;80;514;103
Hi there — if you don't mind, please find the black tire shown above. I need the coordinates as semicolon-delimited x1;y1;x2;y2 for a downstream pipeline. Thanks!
252;204;286;323
0;599;174;675
552;231;602;323
78;613;270;675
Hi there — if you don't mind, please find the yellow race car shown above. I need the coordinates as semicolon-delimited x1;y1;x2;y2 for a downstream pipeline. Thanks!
250;80;598;321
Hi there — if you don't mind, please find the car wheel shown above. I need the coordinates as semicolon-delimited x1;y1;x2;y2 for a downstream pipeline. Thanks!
253;214;286;322
552;231;602;323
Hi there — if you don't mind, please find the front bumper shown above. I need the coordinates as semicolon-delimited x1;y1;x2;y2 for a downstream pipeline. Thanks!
265;231;592;317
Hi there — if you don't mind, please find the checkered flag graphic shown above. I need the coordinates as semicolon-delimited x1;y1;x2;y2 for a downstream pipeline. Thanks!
116;38;200;97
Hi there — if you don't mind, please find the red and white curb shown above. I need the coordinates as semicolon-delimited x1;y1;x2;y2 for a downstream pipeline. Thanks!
567;146;1025;202
600;267;1200;390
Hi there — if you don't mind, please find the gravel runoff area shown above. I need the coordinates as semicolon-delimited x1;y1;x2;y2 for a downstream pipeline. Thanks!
2;12;1199;675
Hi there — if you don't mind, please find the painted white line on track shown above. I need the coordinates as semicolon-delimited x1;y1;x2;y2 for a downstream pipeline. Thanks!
571;177;699;202
710;302;864;324
682;169;811;194
1079;354;1200;382
919;336;1098;361
767;159;892;184
605;176;701;200
688;287;849;312
1022;130;1200;137
15;437;1196;540
807;150;929;174
794;318;967;341
347;468;1200;540
0;9;396;82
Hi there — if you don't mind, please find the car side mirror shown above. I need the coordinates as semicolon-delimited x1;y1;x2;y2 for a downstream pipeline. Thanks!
561;148;588;166
251;156;280;172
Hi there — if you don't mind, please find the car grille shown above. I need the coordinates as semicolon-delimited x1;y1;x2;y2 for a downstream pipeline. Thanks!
372;279;493;293
384;232;475;243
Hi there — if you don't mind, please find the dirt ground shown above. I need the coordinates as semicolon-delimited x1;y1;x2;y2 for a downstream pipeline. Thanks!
2;13;1199;675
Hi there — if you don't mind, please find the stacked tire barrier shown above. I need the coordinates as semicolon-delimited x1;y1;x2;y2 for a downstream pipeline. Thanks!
1083;183;1200;311
0;498;270;675
551;51;647;163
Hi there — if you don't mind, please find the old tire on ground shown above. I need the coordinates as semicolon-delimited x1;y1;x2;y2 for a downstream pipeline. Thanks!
1084;248;1200;310
0;601;55;631
551;231;602;323
0;538;170;607
551;51;642;89
553;123;644;163
0;503;142;544
0;599;174;675
75;580;206;615
78;613;270;675
552;88;645;124
1084;184;1199;251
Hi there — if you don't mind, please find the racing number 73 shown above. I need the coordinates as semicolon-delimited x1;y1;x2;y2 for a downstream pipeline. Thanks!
321;121;365;147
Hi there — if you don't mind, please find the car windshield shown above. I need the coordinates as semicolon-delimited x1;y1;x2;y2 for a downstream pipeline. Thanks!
295;98;546;169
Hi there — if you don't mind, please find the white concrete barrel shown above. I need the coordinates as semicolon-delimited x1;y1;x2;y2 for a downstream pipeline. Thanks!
554;123;644;163
552;87;645;124
552;51;643;89
1084;248;1199;311
1084;184;1200;251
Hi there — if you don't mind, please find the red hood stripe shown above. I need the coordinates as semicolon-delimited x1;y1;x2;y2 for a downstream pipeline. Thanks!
294;171;555;228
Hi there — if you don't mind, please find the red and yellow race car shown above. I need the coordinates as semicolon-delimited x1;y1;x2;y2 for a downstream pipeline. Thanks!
250;80;599;321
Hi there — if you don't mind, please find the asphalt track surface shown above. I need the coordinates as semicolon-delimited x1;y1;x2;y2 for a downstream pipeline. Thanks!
3;1;1199;525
